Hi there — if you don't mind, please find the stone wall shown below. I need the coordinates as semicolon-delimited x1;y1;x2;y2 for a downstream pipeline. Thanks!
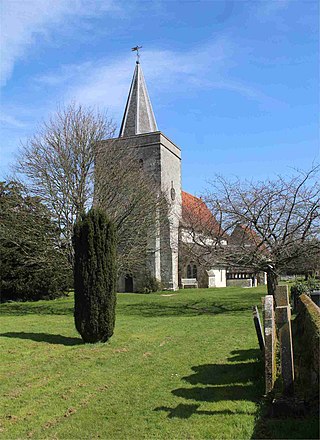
292;294;320;404
226;279;252;288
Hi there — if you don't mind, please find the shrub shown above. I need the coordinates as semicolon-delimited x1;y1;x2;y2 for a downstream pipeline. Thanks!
291;278;320;311
135;271;161;293
0;181;72;302
73;209;117;343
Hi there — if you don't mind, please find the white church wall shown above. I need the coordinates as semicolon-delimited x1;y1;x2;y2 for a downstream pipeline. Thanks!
207;268;227;288
159;134;182;291
181;228;227;247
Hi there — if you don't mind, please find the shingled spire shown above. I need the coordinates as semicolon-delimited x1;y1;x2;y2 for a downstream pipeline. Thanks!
119;61;158;137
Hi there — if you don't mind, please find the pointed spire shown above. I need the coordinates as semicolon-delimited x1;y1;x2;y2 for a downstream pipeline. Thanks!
119;61;158;137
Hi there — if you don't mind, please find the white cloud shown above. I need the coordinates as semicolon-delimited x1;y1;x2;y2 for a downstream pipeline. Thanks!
34;36;276;122
257;0;290;17
34;38;238;118
0;0;118;86
253;0;292;31
35;61;94;86
0;112;26;128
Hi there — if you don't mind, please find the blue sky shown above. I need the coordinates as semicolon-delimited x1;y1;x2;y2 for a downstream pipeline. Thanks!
1;0;319;195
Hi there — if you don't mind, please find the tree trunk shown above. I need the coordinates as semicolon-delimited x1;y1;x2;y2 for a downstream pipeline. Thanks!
267;270;278;297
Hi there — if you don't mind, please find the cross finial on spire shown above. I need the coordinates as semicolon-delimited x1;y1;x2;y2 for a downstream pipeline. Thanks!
131;45;142;64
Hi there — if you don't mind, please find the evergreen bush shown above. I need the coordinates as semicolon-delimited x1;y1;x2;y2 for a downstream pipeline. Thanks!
291;278;320;311
135;271;161;293
143;274;161;293
73;209;117;343
0;181;71;302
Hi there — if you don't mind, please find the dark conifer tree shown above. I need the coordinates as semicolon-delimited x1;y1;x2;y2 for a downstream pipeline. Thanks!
0;181;71;302
73;209;117;343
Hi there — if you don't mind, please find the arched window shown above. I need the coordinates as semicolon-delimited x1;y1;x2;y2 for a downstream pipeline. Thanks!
193;264;197;279
187;262;197;279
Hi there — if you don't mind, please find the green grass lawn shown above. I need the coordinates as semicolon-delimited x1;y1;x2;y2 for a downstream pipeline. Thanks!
0;287;318;439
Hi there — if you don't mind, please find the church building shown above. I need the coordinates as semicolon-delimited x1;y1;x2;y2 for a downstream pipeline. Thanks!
101;58;266;291
102;59;181;291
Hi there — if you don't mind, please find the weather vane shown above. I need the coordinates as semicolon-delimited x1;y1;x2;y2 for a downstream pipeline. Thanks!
131;45;142;63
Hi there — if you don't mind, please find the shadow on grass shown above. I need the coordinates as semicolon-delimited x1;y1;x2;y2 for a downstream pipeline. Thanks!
173;359;262;403
169;352;319;438
0;332;83;346
118;301;251;318
1;300;252;318
1;291;259;318
0;299;249;318
0;302;74;316
228;349;260;362
252;410;319;439
155;349;264;420
154;403;255;419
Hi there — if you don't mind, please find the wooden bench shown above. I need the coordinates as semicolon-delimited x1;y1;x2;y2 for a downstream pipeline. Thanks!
181;278;198;289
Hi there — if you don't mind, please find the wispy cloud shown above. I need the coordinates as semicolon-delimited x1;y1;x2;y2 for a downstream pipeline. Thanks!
0;113;26;129
0;0;119;86
34;37;273;120
257;0;291;17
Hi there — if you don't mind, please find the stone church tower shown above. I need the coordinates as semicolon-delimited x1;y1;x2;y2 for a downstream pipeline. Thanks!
104;60;181;291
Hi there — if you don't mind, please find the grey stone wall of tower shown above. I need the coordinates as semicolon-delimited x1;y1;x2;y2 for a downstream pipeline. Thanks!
102;61;182;291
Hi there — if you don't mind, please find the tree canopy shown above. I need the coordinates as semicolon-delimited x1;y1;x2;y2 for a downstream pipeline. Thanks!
0;181;71;301
16;103;116;265
16;102;169;281
189;166;320;295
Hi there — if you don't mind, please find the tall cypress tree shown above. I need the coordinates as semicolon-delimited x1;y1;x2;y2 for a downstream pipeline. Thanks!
73;209;117;343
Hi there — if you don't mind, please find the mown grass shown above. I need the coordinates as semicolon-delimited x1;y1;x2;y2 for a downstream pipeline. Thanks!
0;287;318;439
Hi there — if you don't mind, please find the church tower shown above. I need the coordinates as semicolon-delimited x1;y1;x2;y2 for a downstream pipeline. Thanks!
104;59;182;291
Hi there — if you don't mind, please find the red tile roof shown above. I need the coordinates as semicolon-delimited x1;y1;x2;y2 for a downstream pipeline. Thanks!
181;191;224;237
230;224;268;252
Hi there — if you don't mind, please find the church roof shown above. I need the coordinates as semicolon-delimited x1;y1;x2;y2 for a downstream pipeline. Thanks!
229;224;268;252
182;191;226;238
119;62;158;137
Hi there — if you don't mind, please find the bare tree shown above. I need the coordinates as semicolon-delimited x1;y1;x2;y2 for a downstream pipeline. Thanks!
282;240;320;279
16;103;170;279
16;103;116;264
94;139;171;278
187;166;320;295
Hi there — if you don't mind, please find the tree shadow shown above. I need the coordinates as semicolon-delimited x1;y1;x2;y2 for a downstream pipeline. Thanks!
177;350;320;439
0;302;73;316
118;301;250;318
228;349;260;362
251;400;320;439
0;332;83;346
154;349;264;420
154;403;255;419
173;360;262;403
182;361;260;386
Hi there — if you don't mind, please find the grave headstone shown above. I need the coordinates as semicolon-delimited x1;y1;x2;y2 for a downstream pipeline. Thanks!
261;296;266;322
264;295;276;394
275;285;289;307
276;305;294;396
253;306;265;351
